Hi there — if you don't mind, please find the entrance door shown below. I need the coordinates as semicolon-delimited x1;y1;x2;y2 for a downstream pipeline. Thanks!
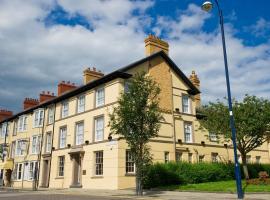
72;154;81;187
41;160;49;187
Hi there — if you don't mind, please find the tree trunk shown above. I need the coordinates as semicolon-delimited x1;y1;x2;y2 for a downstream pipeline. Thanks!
135;166;143;196
136;175;139;196
241;153;249;180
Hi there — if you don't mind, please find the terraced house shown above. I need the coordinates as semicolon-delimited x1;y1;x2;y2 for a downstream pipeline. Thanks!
0;35;269;189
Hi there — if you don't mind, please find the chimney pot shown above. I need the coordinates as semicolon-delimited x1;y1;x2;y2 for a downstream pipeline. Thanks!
83;67;104;84
23;98;39;110
0;109;13;122
40;91;56;103
144;34;169;56
189;70;201;107
58;81;77;96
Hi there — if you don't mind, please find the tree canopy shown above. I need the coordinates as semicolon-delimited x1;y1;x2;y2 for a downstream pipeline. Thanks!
109;72;162;195
198;95;270;178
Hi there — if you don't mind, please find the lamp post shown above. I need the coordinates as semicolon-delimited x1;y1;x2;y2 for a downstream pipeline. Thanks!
201;1;244;199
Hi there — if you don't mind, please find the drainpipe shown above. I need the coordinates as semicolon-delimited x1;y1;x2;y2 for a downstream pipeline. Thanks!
36;107;46;190
47;103;56;188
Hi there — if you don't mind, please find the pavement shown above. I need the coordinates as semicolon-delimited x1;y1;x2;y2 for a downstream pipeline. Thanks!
0;187;270;200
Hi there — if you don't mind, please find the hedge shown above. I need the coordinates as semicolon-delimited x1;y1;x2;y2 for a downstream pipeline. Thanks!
143;162;270;189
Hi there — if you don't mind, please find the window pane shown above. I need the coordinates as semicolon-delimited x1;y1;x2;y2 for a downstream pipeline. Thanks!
76;122;84;145
182;95;190;113
58;156;65;176
184;123;192;143
59;127;67;148
95;117;104;141
62;102;68;118
164;152;169;163
77;95;85;113
48;107;54;124
96;88;104;107
95;151;103;175
126;150;135;173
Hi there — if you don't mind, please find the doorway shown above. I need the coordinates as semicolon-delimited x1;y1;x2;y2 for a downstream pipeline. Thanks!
71;153;82;187
41;159;50;187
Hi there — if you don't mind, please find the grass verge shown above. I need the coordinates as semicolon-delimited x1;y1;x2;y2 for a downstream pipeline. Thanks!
159;180;270;193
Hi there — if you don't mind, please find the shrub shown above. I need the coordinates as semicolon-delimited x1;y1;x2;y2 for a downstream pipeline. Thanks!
143;162;270;188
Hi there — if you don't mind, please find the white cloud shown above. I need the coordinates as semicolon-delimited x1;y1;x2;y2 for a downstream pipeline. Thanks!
153;4;270;103
244;17;270;38
0;1;269;112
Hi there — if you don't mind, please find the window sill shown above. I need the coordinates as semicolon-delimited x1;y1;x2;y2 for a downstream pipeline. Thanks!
125;173;136;176
33;126;43;128
55;176;64;179
91;176;104;179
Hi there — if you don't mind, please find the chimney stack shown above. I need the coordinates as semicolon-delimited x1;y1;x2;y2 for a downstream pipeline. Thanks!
23;98;39;110
144;34;169;56
39;91;56;103
58;81;77;96
0;109;13;122
189;70;201;107
83;67;104;84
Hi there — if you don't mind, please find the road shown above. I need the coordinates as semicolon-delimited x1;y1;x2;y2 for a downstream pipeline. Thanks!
0;192;127;200
1;189;270;200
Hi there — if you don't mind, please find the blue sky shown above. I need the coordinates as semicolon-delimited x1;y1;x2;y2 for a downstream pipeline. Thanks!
0;0;270;113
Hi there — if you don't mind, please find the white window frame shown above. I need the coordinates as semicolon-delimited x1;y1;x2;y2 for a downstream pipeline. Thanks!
45;132;52;153
95;116;104;142
126;150;135;173
184;122;193;143
13;120;17;136
59;127;67;148
164;151;170;163
31;135;41;154
16;140;27;156
61;101;69;118
209;132;218;142
10;141;16;158
28;161;38;180
33;109;44;128
182;95;190;114
77;95;85;113
94;151;103;176
48;107;54;124
95;88;105;107
18;115;27;132
14;163;23;180
0;123;7;138
75;122;84;145
58;156;65;177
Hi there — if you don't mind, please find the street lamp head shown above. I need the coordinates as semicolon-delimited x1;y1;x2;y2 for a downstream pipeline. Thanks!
201;1;213;12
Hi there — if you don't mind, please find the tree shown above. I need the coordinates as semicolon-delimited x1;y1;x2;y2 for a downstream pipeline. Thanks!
198;95;270;179
109;72;162;195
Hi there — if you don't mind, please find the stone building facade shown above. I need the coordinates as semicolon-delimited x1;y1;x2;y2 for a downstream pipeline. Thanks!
0;35;269;189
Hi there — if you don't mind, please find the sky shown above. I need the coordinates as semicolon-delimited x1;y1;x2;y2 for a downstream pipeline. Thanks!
0;0;270;113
